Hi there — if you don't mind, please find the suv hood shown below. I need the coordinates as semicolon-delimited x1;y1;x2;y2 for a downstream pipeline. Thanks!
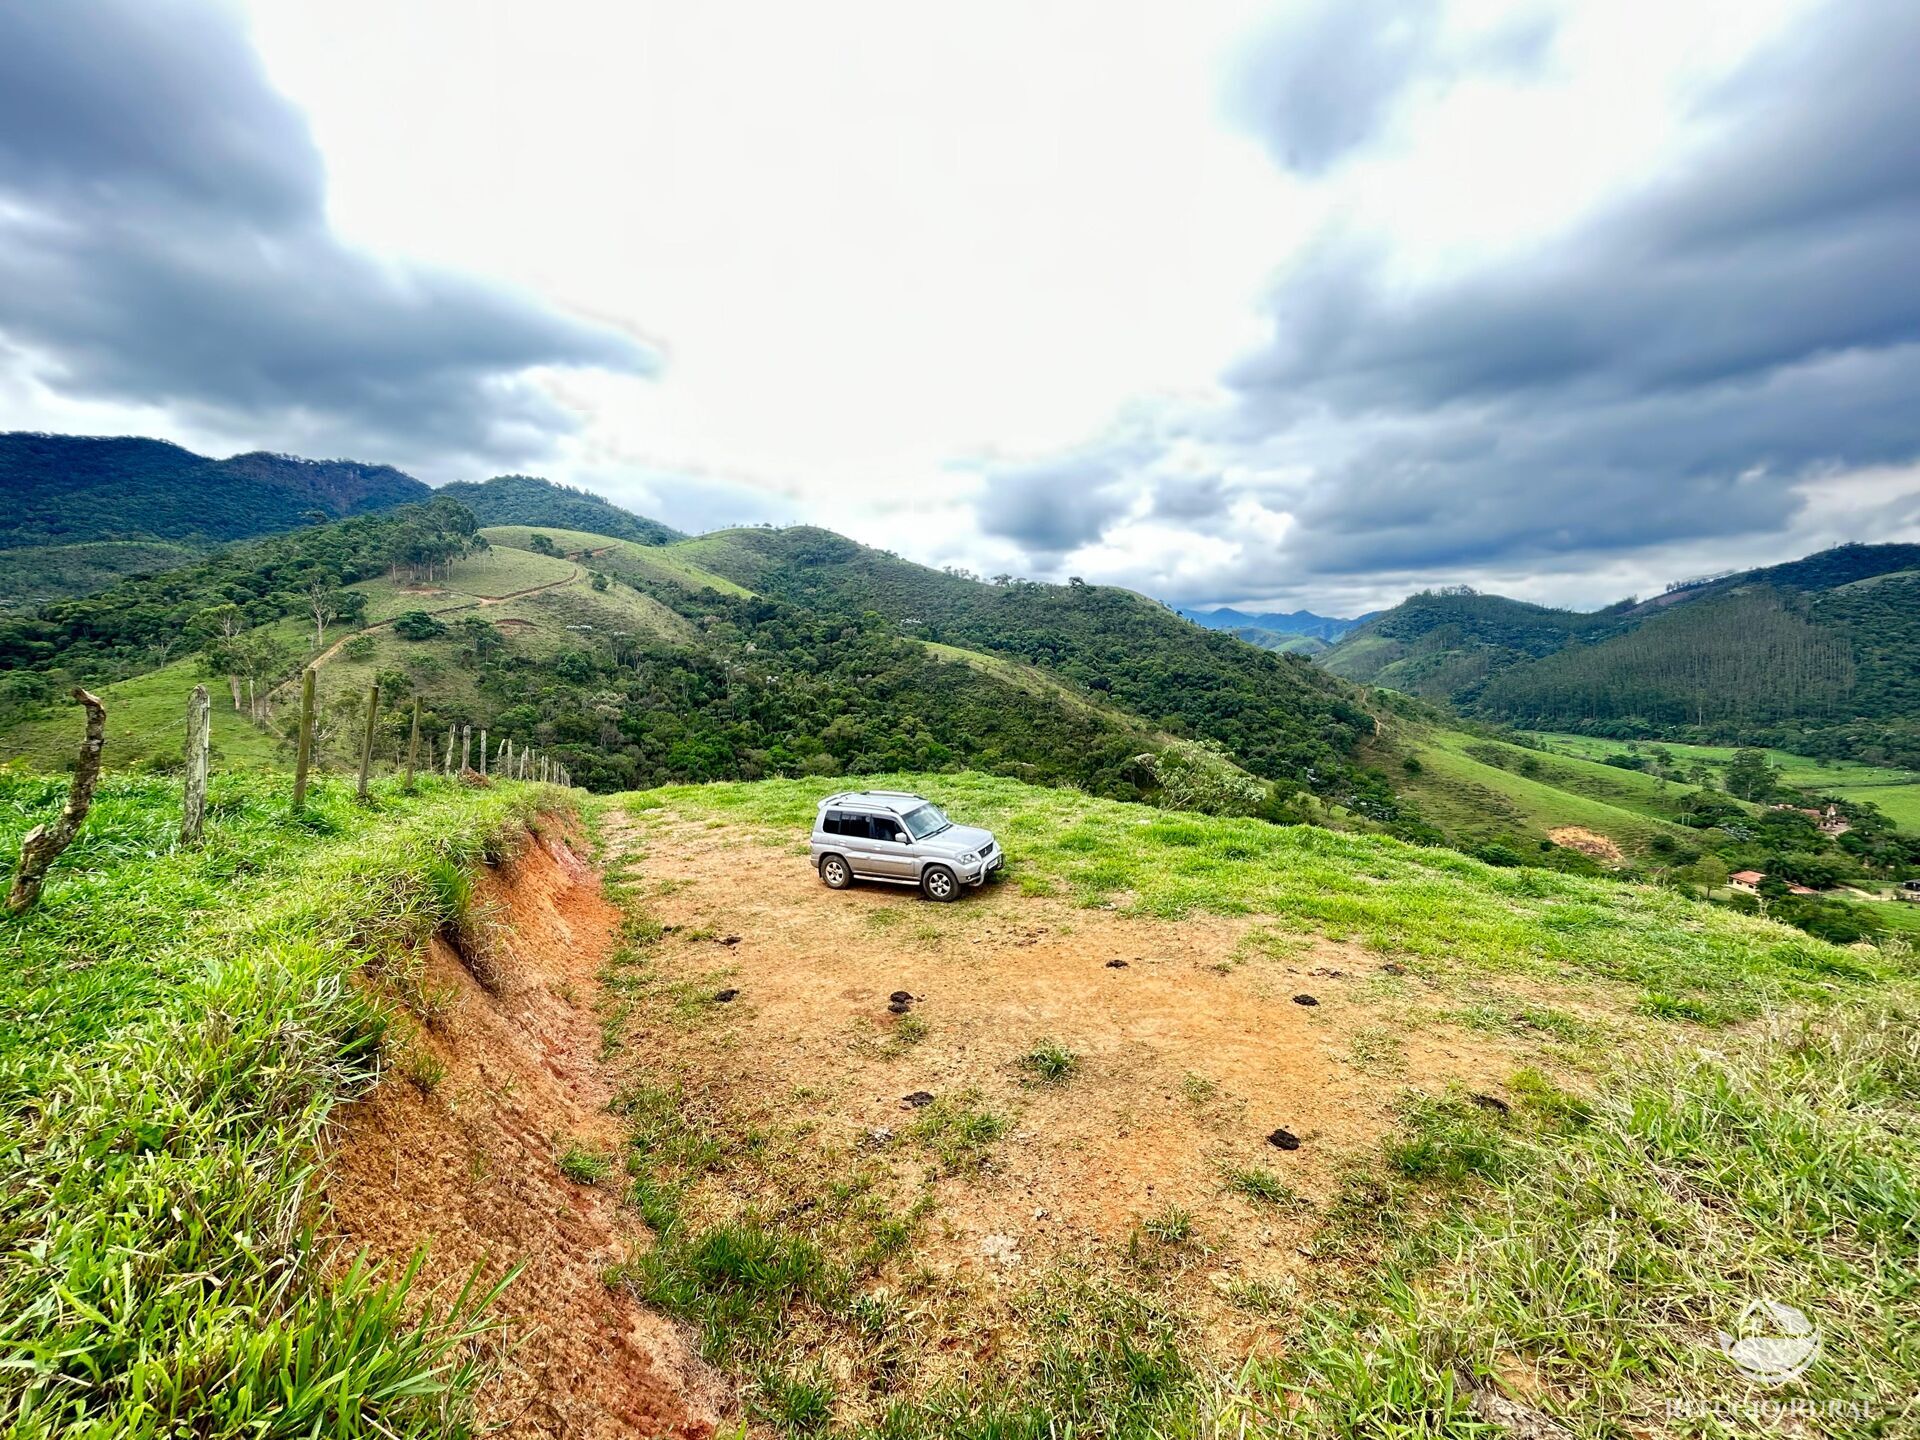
918;824;995;858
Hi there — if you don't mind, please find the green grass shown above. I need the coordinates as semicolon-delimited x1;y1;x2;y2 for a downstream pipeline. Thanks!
619;772;1900;1024
351;545;577;623
1262;1008;1920;1434
480;525;752;597
1532;730;1920;793
1393;727;1708;857
1830;781;1920;829
558;1142;615;1185
1222;1166;1304;1209
0;767;554;1434
1018;1039;1081;1083
0;656;289;774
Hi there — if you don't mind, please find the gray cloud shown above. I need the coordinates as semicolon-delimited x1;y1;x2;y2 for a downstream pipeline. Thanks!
977;463;1132;556
1097;0;1920;597
1227;1;1556;176
0;0;655;472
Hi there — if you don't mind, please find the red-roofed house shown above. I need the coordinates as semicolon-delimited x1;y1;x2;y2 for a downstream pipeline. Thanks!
1730;869;1765;894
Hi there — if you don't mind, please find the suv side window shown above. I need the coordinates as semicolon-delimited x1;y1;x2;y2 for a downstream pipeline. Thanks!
823;810;847;836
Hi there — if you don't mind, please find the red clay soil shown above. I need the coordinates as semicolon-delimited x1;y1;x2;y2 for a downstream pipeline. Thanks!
323;823;730;1439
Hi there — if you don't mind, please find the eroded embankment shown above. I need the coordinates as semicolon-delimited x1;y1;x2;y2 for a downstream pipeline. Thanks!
323;820;729;1439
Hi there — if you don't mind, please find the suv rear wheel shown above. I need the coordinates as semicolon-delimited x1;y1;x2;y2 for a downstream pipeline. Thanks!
920;864;959;902
820;854;852;889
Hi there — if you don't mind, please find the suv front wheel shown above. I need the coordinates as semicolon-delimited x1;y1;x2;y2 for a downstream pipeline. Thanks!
920;864;959;902
820;855;853;889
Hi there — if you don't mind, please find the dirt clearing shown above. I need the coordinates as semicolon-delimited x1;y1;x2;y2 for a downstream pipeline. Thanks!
1549;825;1627;865
599;806;1545;1368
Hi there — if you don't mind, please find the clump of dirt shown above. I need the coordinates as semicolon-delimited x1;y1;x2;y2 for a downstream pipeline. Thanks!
325;823;729;1439
1549;826;1626;866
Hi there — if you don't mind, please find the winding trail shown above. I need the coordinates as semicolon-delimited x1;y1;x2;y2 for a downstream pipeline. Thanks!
302;564;583;674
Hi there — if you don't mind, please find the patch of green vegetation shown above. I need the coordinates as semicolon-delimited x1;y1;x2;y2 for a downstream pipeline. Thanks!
1390;725;1703;858
0;766;546;1433
1140;1204;1196;1246
0;539;202;608
1222;1166;1303;1209
1255;1007;1920;1433
0;655;290;773
1017;1039;1081;1083
559;1142;615;1185
908;1090;1012;1170
439;475;681;545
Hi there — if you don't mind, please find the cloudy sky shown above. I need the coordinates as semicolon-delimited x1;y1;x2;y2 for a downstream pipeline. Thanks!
3;0;1918;614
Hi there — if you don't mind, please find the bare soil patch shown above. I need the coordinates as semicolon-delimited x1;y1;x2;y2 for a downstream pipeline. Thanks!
602;808;1538;1362
1548;825;1626;866
325;824;730;1438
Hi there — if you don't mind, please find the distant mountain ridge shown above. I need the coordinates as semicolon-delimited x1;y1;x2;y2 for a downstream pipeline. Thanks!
1178;606;1369;642
0;432;430;550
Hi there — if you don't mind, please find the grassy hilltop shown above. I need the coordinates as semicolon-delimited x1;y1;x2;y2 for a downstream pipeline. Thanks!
2;756;1915;1434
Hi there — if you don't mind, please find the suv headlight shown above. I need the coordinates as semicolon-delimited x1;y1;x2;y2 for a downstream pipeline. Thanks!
960;852;978;864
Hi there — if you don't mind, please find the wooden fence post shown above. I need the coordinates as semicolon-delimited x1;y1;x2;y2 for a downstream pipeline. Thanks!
404;697;422;792
181;684;211;845
356;681;379;803
7;689;107;915
460;724;472;776
445;726;456;776
292;667;316;815
478;728;488;778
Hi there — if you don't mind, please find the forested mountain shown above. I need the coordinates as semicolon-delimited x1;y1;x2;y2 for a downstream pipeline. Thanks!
1323;544;1920;765
1178;606;1367;642
0;433;428;549
671;527;1379;793
435;474;682;544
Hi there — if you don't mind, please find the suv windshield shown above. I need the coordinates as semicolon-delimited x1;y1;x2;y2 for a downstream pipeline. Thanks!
901;804;950;840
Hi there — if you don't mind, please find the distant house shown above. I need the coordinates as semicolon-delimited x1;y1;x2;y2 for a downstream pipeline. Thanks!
1788;883;1819;896
1818;805;1851;836
1729;870;1765;894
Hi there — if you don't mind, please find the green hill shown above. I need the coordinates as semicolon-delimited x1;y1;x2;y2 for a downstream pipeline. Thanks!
1323;543;1920;765
0;432;427;553
0;519;1295;816
435;474;682;545
7;763;1912;1434
669;526;1379;795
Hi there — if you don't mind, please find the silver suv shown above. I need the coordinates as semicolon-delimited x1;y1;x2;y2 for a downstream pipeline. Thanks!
810;791;1003;901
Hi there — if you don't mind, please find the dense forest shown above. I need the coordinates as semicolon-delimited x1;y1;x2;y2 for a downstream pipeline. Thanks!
0;432;427;550
0;540;200;610
454;583;1165;798
1479;590;1856;727
436;475;683;545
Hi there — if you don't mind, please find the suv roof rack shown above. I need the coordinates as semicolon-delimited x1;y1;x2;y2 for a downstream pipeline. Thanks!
817;789;926;810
